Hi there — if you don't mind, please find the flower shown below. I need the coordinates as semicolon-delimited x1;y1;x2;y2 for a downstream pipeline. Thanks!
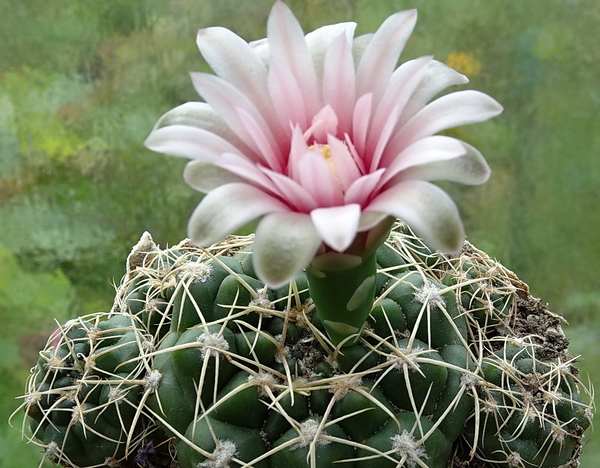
144;1;502;288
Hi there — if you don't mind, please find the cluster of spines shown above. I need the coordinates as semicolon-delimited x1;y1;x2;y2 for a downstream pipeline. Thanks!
15;226;593;468
14;312;167;468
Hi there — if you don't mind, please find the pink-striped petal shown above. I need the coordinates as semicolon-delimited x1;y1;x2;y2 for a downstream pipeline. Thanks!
352;93;373;156
144;124;242;161
327;134;361;191
267;1;320;116
322;32;356;133
268;59;310;131
388;90;503;154
196;26;285;140
355;10;418;103
237;107;284;172
367;180;465;253
253;211;322;288
188;183;288;246
297;150;344;207
306;22;356;76
368;56;433;169
190;72;281;164
379;136;467;187
259;167;318;212
307;105;339;143
215;153;281;195
287;125;311;183
310;204;361;252
344;169;385;206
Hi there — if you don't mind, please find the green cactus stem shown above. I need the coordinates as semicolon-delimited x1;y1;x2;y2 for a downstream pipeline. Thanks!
16;226;594;468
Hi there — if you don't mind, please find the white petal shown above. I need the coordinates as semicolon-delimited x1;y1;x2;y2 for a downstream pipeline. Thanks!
196;26;284;140
183;160;243;193
215;153;284;194
144;124;242;161
367;180;465;253
152;102;226;132
306;22;356;101
391;90;503;152
368;56;433;169
398;59;469;126
310;204;361;252
253;211;322;288
355;10;417;103
249;38;270;65
379;136;467;186
188;183;288;246
196;26;269;102
352;33;373;64
400;142;491;185
358;210;389;231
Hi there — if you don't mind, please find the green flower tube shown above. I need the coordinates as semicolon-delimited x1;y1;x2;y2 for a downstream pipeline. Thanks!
306;252;377;346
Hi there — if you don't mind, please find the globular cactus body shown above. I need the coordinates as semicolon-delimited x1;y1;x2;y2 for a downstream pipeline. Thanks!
16;226;592;468
20;313;166;467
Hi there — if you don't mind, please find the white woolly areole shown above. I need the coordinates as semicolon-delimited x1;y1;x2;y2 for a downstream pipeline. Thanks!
386;347;424;372
413;281;446;308
294;419;331;449
328;376;363;399
198;440;238;468
391;431;428;468
507;451;525;468
144;370;162;392
108;386;126;403
45;441;61;462
460;372;480;391
178;262;213;283
249;287;274;310
247;372;278;396
197;332;230;359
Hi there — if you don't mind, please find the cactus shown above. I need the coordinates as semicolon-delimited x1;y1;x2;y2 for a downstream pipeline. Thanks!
14;310;173;468
15;225;592;468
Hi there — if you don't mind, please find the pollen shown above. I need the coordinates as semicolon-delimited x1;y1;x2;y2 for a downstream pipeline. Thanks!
308;143;333;166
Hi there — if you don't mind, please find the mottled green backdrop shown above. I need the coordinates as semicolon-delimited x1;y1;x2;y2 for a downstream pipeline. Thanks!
1;1;598;467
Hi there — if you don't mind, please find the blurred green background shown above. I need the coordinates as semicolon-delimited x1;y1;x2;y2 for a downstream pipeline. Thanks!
1;0;598;466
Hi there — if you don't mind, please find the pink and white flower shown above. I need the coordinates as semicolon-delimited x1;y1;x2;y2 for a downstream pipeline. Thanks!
145;1;502;288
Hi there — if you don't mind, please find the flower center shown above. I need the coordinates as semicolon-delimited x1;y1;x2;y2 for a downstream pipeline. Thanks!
311;143;332;165
311;143;345;192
